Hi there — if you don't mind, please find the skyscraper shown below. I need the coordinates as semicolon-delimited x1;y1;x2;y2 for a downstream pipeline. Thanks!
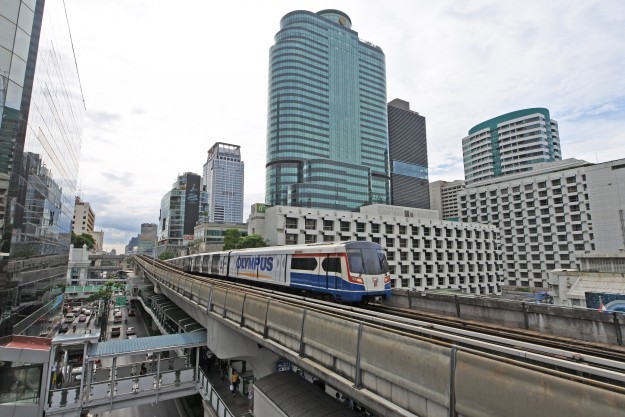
387;99;429;208
266;10;389;211
0;1;85;336
203;142;244;223
158;172;208;248
462;108;561;185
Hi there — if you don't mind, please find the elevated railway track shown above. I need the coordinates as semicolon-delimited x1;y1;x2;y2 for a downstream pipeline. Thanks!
135;255;625;417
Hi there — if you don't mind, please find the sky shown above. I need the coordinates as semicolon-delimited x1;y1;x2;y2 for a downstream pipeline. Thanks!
65;0;625;254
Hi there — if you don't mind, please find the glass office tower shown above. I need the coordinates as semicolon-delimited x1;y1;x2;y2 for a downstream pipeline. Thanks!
266;10;390;211
0;1;85;335
203;142;244;223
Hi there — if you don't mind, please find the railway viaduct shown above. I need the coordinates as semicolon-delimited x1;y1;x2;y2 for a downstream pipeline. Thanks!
129;257;625;417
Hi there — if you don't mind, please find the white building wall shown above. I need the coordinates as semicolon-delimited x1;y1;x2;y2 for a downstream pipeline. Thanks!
460;158;625;289
585;160;625;252
429;180;465;220
249;204;502;295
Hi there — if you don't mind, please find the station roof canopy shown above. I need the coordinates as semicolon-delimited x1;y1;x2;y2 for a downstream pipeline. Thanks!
254;371;361;417
86;330;207;360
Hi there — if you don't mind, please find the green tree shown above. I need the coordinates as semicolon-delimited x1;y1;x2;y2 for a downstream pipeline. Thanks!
223;229;267;250
158;249;176;260
86;281;125;338
240;234;268;249
71;232;96;250
223;229;242;250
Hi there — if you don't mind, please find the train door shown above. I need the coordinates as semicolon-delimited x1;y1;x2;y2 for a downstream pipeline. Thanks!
211;254;220;275
273;254;288;284
322;255;342;291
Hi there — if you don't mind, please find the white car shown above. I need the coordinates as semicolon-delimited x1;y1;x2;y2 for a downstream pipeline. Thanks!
126;327;136;335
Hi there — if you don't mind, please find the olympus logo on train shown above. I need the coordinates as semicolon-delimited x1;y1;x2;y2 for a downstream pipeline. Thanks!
236;256;274;271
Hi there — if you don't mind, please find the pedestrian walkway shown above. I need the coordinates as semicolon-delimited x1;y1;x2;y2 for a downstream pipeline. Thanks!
200;359;253;416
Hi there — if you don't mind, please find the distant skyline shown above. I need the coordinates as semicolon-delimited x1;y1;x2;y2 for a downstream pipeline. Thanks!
65;0;625;253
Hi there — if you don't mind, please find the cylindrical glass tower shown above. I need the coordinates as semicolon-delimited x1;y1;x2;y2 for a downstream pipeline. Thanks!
266;10;389;211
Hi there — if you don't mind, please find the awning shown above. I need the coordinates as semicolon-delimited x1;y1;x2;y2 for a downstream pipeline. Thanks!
86;330;207;360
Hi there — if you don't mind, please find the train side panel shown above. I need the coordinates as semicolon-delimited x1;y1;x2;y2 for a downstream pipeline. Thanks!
226;251;291;289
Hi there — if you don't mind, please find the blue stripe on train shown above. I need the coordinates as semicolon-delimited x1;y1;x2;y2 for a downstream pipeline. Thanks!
290;272;390;302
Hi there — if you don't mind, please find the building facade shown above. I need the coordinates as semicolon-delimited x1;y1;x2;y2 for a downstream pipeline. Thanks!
429;180;465;221
72;197;95;235
266;9;390;211
0;0;84;337
459;158;625;289
387;99;429;208
248;204;501;294
193;222;248;253
548;253;625;308
158;173;208;247
138;222;157;255
203;142;244;224
462;108;561;186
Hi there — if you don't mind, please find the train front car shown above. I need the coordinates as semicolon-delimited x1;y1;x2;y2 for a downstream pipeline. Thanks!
344;241;391;302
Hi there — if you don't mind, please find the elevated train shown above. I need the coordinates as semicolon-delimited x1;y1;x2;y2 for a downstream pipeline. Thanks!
167;240;391;303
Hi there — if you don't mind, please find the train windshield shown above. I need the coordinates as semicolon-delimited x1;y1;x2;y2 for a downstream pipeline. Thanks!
347;247;389;275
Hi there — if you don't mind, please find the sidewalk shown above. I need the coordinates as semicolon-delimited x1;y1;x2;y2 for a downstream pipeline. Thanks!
200;360;253;417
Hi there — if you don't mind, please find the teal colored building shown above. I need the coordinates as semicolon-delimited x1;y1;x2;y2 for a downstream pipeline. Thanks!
266;10;390;211
462;108;562;185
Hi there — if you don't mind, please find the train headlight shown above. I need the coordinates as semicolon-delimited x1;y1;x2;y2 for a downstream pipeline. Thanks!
349;275;364;285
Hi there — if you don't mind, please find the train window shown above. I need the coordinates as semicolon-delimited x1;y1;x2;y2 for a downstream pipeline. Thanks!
347;249;364;274
202;256;210;269
291;257;317;271
348;248;388;275
322;257;341;273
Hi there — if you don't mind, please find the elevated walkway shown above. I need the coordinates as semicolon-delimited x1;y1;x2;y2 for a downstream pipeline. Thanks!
46;332;206;416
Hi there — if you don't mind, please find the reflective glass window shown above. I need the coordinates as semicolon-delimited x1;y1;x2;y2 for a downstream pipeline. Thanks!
17;4;34;34
0;15;16;50
0;0;20;21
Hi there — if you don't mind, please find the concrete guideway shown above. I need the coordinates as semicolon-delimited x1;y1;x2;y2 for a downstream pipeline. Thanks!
136;256;625;417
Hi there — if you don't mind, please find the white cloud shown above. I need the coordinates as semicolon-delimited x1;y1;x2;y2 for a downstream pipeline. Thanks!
66;0;625;248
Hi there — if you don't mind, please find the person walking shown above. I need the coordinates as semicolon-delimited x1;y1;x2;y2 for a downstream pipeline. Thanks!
230;370;240;396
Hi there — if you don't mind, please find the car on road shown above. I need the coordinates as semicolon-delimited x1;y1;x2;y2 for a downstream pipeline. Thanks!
78;314;87;322
71;307;81;314
64;313;75;323
59;323;69;333
110;327;121;337
128;309;135;316
126;327;135;335
84;309;91;316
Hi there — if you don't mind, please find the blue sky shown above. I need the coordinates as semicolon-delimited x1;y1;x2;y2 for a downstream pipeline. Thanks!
65;0;625;252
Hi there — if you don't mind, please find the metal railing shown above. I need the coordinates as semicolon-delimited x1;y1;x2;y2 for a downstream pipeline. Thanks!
197;369;234;417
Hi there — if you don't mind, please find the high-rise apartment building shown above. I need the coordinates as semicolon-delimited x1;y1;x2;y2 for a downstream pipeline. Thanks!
72;197;95;235
158;173;208;247
429;180;465;220
462;108;561;185
0;1;85;337
203;142;244;223
459;158;625;288
387;99;429;208
266;10;390;211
